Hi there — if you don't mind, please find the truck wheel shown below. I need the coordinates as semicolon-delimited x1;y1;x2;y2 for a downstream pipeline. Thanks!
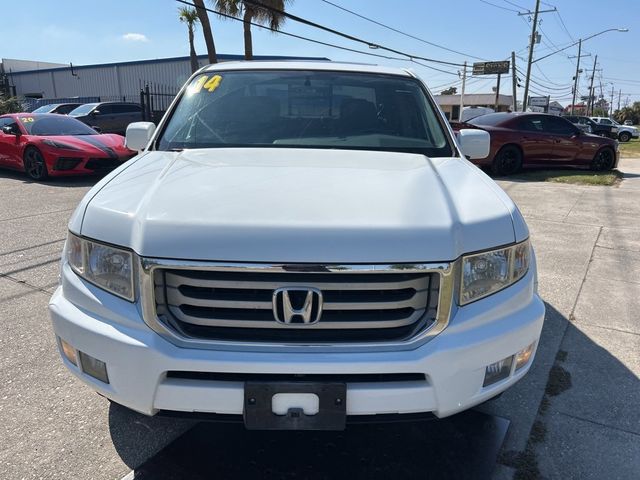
619;131;631;142
590;148;615;171
23;147;49;181
492;145;522;176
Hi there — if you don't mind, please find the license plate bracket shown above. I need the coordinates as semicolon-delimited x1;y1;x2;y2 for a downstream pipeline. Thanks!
243;382;347;431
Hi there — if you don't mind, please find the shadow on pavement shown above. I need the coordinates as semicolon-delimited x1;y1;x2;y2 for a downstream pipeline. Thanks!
118;410;508;480
0;168;103;188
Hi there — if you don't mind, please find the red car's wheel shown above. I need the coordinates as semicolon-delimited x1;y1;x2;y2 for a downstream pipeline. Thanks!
492;145;522;176
590;148;615;171
23;147;49;181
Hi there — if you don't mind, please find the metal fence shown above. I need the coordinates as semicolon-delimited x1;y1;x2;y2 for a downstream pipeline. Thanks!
140;83;179;123
16;79;179;121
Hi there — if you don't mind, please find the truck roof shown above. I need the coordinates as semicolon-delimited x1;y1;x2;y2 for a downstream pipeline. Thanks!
202;61;414;77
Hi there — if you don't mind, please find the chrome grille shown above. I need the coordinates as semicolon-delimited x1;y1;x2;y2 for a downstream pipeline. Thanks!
152;267;441;343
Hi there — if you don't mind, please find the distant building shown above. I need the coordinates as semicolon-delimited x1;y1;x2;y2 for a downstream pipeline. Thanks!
564;104;588;114
3;54;330;104
434;93;514;120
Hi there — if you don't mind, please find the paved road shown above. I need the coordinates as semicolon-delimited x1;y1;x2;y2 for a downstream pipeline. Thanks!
0;160;638;479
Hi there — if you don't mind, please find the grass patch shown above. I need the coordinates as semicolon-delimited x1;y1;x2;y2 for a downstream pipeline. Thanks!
510;169;622;186
619;138;640;158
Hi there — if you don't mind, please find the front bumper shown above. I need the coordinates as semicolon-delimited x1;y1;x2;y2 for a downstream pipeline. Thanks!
49;264;544;419
45;152;134;176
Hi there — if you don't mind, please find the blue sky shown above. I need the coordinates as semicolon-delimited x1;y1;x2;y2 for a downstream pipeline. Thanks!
3;0;640;106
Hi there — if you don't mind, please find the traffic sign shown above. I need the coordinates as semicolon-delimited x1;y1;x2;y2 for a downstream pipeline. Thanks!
472;61;510;75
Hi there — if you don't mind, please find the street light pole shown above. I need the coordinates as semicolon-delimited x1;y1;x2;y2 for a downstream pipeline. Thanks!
522;0;541;112
533;28;629;64
570;39;582;115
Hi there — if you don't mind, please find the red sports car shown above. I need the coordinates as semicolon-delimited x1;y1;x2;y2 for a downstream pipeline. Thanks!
0;113;136;180
464;112;619;176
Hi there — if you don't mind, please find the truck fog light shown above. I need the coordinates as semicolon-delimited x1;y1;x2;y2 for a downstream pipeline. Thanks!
78;351;109;384
59;337;77;366
483;356;513;387
515;343;536;371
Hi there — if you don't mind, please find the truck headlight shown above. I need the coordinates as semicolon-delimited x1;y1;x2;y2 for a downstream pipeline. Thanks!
460;239;530;305
66;232;135;301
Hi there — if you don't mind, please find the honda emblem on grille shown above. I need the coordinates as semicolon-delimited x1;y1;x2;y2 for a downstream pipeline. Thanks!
272;287;323;325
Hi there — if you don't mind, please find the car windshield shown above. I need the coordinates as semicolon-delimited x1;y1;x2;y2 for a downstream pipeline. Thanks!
157;70;452;156
19;115;97;136
32;104;58;113
69;103;98;116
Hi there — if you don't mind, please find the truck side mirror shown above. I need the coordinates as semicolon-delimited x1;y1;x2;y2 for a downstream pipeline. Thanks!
125;122;156;151
457;129;490;160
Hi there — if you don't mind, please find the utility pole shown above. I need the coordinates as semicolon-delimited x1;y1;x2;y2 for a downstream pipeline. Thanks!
610;85;615;117
570;39;582;115
618;89;621;111
458;61;467;121
511;51;518;111
522;0;541;112
587;55;597;116
494;73;502;110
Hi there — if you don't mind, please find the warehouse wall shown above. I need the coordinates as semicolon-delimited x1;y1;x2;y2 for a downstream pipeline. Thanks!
10;57;196;99
9;54;329;100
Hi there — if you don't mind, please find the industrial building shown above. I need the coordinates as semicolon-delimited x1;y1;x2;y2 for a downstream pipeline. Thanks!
1;54;329;109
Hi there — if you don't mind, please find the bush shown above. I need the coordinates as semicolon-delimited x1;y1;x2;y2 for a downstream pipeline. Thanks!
0;94;23;114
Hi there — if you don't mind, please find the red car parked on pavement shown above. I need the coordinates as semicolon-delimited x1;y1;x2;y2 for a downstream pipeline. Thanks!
464;112;619;176
0;113;135;181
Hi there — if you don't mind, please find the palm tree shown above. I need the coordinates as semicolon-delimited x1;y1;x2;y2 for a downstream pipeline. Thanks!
212;0;292;60
178;7;200;73
193;0;218;64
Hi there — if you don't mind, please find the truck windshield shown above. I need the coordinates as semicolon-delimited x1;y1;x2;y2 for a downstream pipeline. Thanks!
157;70;452;156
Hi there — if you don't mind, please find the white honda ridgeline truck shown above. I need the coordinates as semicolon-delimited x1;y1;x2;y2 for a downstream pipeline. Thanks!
50;62;544;430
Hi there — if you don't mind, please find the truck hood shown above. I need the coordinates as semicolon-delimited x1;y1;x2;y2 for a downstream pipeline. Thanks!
76;148;526;263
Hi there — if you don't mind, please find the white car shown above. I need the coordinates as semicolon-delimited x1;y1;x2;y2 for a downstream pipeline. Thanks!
49;62;544;428
590;116;639;142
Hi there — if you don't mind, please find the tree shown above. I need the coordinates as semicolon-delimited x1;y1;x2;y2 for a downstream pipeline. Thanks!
614;101;640;125
212;0;292;60
193;0;218;64
0;94;22;115
440;86;457;95
179;7;201;73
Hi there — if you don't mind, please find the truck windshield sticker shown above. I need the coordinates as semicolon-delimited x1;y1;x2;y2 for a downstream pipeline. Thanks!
188;74;223;95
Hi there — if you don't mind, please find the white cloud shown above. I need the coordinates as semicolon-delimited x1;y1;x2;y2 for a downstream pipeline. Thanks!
122;33;149;42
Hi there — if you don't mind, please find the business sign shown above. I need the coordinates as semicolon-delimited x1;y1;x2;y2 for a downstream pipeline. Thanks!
472;61;510;75
529;96;550;107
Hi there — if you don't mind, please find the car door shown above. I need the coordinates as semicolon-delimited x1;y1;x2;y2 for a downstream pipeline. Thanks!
542;116;582;164
93;104;116;132
512;116;555;165
112;104;142;134
0;117;24;167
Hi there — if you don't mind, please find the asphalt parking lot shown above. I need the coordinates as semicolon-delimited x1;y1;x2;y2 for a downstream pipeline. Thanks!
1;159;639;479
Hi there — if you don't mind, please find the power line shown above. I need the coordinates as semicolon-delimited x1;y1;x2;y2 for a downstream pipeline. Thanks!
320;0;486;61
177;0;437;66
554;10;575;42
241;0;465;67
479;0;521;13
502;0;527;10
